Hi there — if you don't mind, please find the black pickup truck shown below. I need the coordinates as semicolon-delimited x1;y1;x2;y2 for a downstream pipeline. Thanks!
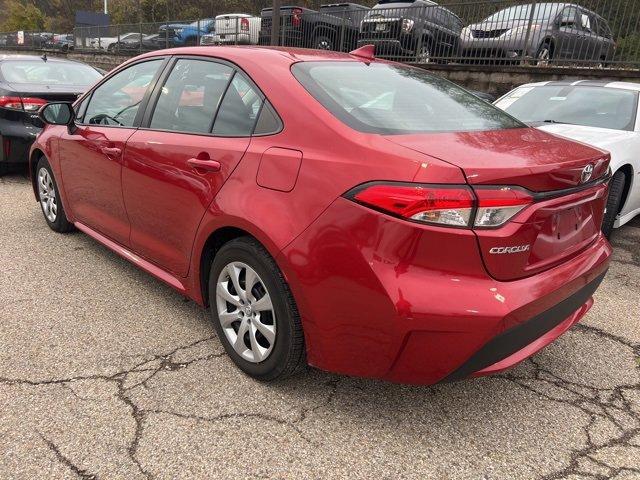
358;0;463;62
259;3;371;52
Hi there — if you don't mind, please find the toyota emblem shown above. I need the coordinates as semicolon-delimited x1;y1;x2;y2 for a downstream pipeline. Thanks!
581;164;594;183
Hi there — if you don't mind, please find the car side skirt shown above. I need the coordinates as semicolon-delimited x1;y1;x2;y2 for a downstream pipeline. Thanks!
74;221;187;294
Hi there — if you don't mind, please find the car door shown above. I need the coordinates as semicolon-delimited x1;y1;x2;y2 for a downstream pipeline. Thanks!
582;11;603;61
58;58;166;246
122;57;264;277
555;6;582;60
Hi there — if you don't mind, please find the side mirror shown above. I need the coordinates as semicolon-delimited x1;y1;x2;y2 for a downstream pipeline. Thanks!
38;102;74;126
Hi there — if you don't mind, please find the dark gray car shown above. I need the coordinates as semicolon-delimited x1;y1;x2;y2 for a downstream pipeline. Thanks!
459;2;615;64
357;0;463;62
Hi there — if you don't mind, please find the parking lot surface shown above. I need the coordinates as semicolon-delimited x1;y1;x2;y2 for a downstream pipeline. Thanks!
1;173;638;480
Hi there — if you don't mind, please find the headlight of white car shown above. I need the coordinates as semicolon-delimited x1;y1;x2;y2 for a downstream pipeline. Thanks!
460;27;472;39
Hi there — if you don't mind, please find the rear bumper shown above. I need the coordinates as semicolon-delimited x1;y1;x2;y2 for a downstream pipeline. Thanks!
0;119;41;164
279;197;612;385
259;30;305;47
444;272;604;381
206;33;252;45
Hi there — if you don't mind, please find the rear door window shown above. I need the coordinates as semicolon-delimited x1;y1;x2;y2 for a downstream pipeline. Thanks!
149;58;233;134
559;7;579;28
597;18;612;38
212;73;263;136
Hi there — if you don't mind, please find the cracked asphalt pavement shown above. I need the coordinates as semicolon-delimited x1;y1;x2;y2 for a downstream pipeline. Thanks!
1;173;639;480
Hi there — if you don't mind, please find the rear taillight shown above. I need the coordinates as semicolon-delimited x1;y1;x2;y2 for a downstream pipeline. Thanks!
292;8;303;27
473;187;532;228
0;96;25;110
0;96;47;112
241;17;250;32
348;183;475;228
21;97;48;112
345;182;533;229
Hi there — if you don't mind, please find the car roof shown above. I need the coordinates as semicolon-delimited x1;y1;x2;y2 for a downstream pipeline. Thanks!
135;45;373;66
515;80;640;92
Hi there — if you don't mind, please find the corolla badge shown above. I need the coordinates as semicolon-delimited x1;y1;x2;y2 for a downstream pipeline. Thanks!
581;164;594;184
489;245;530;254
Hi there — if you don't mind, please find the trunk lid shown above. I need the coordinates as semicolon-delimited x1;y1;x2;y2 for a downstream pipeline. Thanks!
6;82;85;103
387;128;610;281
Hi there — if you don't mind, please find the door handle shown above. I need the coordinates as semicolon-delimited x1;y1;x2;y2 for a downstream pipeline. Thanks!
187;157;221;173
100;146;122;158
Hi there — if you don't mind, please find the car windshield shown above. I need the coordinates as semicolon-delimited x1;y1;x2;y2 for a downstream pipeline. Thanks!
0;60;102;86
495;85;638;131
483;4;562;22
292;62;524;134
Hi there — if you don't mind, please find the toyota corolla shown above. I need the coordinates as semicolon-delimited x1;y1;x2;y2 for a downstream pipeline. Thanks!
30;46;611;384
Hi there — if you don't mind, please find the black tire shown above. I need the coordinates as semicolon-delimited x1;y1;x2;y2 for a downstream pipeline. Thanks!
208;237;306;381
602;170;626;238
0;162;9;176
313;34;334;51
35;156;74;233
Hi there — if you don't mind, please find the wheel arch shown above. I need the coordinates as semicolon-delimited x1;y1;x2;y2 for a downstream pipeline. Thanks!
615;164;634;214
311;25;338;42
197;224;283;308
540;36;555;54
29;147;46;200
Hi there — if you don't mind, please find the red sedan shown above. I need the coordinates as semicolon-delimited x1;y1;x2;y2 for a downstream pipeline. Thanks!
31;46;611;384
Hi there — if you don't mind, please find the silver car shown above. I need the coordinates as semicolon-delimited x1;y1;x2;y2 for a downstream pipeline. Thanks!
459;2;615;64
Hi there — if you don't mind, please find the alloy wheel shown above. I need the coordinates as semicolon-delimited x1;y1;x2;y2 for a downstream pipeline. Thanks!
537;47;550;66
216;262;276;363
38;167;57;223
317;40;331;50
418;45;431;63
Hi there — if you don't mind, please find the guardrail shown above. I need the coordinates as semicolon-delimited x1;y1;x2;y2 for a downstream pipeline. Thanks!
0;0;637;70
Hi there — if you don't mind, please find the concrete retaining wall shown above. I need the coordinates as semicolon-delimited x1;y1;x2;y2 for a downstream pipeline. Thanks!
413;63;640;97
4;48;640;97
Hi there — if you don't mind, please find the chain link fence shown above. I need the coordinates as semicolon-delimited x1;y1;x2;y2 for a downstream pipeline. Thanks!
0;0;637;69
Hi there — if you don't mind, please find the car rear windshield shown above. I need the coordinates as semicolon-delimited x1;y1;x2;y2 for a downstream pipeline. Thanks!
0;60;102;86
291;61;523;134
495;85;638;131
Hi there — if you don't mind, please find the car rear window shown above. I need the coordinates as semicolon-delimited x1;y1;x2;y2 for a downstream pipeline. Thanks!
0;60;102;86
291;61;523;134
495;85;638;131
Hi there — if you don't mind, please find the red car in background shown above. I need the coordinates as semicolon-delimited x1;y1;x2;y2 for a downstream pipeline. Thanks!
31;46;611;384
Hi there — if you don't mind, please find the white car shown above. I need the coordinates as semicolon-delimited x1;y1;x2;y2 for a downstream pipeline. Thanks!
494;80;640;237
200;13;260;45
90;32;141;51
